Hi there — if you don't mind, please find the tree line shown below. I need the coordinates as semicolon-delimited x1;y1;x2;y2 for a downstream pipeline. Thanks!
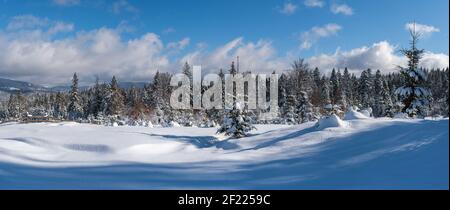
1;62;448;125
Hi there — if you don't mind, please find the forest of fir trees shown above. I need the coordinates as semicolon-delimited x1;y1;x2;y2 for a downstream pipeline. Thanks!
0;30;449;130
1;62;448;126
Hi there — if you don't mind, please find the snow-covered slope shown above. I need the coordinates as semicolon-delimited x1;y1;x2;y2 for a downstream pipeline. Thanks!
0;118;448;189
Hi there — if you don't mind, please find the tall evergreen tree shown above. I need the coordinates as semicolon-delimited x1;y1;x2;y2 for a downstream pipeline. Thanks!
105;76;125;116
282;94;298;124
7;92;26;120
319;76;333;116
359;69;374;109
67;73;83;120
53;92;67;120
342;68;352;105
395;23;431;118
374;70;394;117
297;91;317;123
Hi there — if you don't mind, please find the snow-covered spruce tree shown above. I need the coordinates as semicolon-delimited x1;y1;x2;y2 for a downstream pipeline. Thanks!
330;69;340;103
67;73;83;120
0;102;7;122
310;68;322;107
90;77;104;118
53;92;67;120
359;69;374;109
373;70;383;116
342;68;353;103
282;94;299;124
297;91;317;123
382;80;395;117
180;62;195;126
278;73;289;107
350;73;360;106
319;76;332;114
7;92;27;120
374;70;394;117
395;24;431;118
105;76;125;117
126;87;148;121
217;102;255;138
331;69;348;110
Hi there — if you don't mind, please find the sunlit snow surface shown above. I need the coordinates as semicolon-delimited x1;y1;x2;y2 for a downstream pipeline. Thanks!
0;118;448;189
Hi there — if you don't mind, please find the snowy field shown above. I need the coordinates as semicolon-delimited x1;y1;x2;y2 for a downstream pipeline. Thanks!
0;117;448;189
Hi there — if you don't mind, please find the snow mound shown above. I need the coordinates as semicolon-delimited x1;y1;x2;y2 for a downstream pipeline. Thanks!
394;113;410;119
316;114;348;130
344;108;369;120
360;108;372;118
168;121;181;127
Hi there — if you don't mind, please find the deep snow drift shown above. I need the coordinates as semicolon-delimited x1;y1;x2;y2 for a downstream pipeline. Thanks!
0;117;448;189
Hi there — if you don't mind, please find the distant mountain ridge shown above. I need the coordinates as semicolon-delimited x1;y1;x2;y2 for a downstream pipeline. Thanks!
0;77;148;94
0;78;48;93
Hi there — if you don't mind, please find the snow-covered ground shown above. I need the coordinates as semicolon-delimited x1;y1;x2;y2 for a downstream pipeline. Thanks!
0;117;448;189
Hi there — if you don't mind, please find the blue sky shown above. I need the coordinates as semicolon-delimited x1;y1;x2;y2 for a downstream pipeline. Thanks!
0;0;448;85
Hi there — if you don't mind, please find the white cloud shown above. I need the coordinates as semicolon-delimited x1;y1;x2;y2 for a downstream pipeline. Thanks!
0;15;290;85
5;15;74;38
405;22;440;37
304;0;325;8
300;23;342;50
0;16;447;86
420;52;449;69
47;22;74;35
167;38;190;51
331;3;353;15
181;38;290;74
7;15;49;31
307;41;449;75
279;2;298;15
53;0;80;6
0;26;169;84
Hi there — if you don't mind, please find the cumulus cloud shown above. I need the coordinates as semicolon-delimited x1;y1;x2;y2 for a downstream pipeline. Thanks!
307;41;449;75
279;2;298;15
181;37;290;74
0;26;170;84
0;16;290;85
304;0;325;8
300;23;342;50
405;22;440;37
420;52;449;69
53;0;80;6
331;3;353;15
0;16;447;86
